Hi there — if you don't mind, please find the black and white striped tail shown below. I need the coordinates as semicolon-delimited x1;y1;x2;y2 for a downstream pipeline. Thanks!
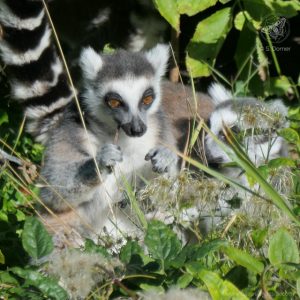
0;0;74;143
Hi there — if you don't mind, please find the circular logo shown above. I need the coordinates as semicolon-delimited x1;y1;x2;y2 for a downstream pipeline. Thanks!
260;15;290;44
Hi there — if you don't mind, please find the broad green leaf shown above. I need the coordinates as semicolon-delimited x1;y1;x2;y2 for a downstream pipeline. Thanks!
268;228;299;266
234;11;261;31
243;0;273;22
139;283;164;293
22;217;54;259
0;249;4;264
223;246;264;274
186;263;249;299
0;271;18;285
278;128;300;144
297;277;300;298
270;0;300;18
268;157;296;168
144;220;181;268
187;239;227;261
177;273;193;288
120;240;143;264
11;267;68;300
219;0;232;3
153;0;180;32
234;11;246;31
186;8;232;77
269;76;293;96
178;0;218;16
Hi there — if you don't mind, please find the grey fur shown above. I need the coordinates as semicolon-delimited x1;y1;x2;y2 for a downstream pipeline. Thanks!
37;44;178;236
97;50;155;82
145;146;178;174
206;83;289;181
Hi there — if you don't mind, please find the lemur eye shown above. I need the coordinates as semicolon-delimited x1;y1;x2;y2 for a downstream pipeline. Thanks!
107;99;122;108
142;95;153;106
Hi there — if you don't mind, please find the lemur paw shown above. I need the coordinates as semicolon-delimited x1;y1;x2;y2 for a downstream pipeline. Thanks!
98;144;123;172
145;146;177;174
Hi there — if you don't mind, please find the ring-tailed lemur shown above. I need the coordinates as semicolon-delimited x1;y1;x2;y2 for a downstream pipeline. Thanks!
138;83;290;239
0;0;179;238
206;83;289;182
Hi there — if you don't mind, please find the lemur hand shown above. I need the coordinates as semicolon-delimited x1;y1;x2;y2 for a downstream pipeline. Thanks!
145;146;177;174
97;144;123;172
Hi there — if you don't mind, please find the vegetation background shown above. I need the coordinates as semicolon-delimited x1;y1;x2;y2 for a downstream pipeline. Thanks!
0;0;300;299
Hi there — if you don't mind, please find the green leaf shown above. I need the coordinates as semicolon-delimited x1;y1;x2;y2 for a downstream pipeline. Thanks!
234;11;261;31
223;246;264;274
0;110;8;126
244;0;273;22
22;217;54;259
144;220;181;269
153;0;180;32
84;239;110;258
178;0;218;16
139;283;164;293
11;267;68;300
268;157;296;168
270;0;300;18
234;12;246;31
268;76;293;96
278;128;300;144
187;239;227;261
120;240;143;264
268;228;299;267
0;249;4;264
186;7;232;77
177;273;193;288
297;277;300;298
186;263;249;299
0;271;18;285
251;228;268;249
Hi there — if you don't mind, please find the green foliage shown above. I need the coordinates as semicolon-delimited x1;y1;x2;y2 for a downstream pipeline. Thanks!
0;1;299;299
186;264;249;299
268;229;299;267
144;220;182;270
10;267;68;300
22;217;54;260
223;246;264;274
154;0;300;98
186;7;232;77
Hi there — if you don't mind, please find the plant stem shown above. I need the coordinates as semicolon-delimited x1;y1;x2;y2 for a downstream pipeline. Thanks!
266;32;281;76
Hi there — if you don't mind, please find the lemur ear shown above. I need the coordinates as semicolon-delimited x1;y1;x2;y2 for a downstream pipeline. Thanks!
208;83;232;105
79;47;103;81
145;44;169;77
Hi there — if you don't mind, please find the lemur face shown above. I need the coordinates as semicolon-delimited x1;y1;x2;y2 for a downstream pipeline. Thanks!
79;44;169;137
205;84;288;170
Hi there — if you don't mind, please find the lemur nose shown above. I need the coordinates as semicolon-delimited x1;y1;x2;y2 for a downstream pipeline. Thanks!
121;117;147;137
